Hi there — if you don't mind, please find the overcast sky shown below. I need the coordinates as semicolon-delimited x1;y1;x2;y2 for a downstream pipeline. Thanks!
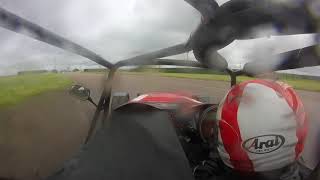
0;0;209;75
0;0;319;76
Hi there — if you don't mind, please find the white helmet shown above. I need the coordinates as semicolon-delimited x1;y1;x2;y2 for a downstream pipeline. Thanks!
216;79;308;172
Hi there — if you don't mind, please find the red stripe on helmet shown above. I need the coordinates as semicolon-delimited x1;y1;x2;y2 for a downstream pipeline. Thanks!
220;82;254;172
286;88;308;159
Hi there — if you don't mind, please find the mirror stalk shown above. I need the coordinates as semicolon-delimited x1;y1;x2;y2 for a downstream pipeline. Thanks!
227;70;237;87
88;97;98;107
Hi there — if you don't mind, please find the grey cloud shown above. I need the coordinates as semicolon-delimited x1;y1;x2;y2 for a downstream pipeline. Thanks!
0;0;204;75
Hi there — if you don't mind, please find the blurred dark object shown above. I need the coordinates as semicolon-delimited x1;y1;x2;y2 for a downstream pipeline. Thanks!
51;69;58;73
17;70;48;75
69;85;91;101
111;92;130;110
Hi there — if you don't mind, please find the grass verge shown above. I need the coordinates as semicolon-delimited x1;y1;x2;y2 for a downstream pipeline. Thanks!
0;73;72;107
158;73;320;92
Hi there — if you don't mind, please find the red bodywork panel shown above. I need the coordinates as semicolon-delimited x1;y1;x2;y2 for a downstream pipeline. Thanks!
116;92;204;110
129;92;202;106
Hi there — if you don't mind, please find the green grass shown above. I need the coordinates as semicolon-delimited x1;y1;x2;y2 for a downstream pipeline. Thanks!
281;79;320;92
158;73;320;92
0;73;72;107
159;73;252;81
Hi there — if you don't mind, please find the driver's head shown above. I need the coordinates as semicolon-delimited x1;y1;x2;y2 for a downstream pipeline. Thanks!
216;79;308;173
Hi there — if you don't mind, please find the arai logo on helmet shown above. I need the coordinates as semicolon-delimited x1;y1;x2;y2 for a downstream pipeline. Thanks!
242;135;285;154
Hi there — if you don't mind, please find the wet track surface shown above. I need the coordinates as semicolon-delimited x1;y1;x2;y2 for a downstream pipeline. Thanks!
0;90;94;179
68;72;320;170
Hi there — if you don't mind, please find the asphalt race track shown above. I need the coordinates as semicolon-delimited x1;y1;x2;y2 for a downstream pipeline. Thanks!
68;72;320;170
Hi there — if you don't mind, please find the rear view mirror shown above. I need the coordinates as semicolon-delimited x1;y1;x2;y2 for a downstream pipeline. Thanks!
69;84;91;101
